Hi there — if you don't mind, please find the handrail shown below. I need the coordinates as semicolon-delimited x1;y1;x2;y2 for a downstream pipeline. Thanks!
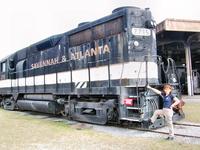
9;56;123;76
7;56;157;96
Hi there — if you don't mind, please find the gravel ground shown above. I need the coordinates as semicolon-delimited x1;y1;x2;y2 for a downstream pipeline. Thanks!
83;121;200;145
16;110;200;145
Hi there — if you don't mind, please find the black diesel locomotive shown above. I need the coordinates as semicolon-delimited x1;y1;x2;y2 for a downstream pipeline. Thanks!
0;7;181;127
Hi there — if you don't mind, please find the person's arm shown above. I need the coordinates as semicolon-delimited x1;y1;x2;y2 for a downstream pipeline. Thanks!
171;97;180;109
147;85;162;95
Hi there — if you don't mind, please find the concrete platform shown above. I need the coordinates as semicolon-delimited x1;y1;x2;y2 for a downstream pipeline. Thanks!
182;95;200;103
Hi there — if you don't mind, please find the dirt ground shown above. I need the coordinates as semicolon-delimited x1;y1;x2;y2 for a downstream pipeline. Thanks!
0;102;200;150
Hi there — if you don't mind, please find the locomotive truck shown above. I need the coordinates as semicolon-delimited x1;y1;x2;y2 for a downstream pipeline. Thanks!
0;6;181;128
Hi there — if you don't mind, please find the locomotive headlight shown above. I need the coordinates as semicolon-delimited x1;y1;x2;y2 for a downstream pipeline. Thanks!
133;41;139;47
150;21;154;27
153;21;157;27
128;40;142;50
128;40;140;49
145;20;156;29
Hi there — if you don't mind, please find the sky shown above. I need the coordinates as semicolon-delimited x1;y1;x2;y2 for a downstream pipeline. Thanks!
0;0;200;59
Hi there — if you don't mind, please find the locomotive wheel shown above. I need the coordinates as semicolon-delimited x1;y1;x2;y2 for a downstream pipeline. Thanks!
107;108;118;122
3;98;16;111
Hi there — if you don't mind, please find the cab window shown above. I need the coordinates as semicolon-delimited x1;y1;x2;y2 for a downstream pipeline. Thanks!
1;62;6;73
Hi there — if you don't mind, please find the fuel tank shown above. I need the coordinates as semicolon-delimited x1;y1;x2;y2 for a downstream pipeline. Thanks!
17;100;63;114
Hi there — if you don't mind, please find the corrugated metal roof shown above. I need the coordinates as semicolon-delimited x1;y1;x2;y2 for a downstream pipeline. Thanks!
156;19;200;33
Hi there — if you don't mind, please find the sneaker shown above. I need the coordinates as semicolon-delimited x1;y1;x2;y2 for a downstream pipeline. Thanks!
144;119;153;125
148;119;153;125
165;136;174;140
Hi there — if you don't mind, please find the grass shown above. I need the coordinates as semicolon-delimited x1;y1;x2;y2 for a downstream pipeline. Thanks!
182;102;200;123
0;105;200;150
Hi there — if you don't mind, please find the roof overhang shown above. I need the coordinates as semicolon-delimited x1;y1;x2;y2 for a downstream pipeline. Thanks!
156;19;200;46
156;19;200;33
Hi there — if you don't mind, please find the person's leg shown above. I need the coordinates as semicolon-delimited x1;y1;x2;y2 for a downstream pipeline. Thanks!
163;108;174;138
150;109;164;123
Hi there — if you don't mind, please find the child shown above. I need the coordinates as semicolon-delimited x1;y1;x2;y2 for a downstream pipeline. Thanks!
147;84;180;140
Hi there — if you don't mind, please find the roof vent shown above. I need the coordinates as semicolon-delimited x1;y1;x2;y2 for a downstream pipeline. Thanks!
112;6;140;13
78;22;90;27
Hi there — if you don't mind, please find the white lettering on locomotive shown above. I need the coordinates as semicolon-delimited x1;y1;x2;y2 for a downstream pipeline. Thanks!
131;28;151;36
31;44;110;69
61;56;67;62
70;44;110;60
31;57;59;69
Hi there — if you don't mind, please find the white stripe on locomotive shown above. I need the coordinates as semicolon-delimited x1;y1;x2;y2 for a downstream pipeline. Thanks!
0;62;158;88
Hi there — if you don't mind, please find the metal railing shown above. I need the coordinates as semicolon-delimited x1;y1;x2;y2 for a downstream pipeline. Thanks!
8;57;115;94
